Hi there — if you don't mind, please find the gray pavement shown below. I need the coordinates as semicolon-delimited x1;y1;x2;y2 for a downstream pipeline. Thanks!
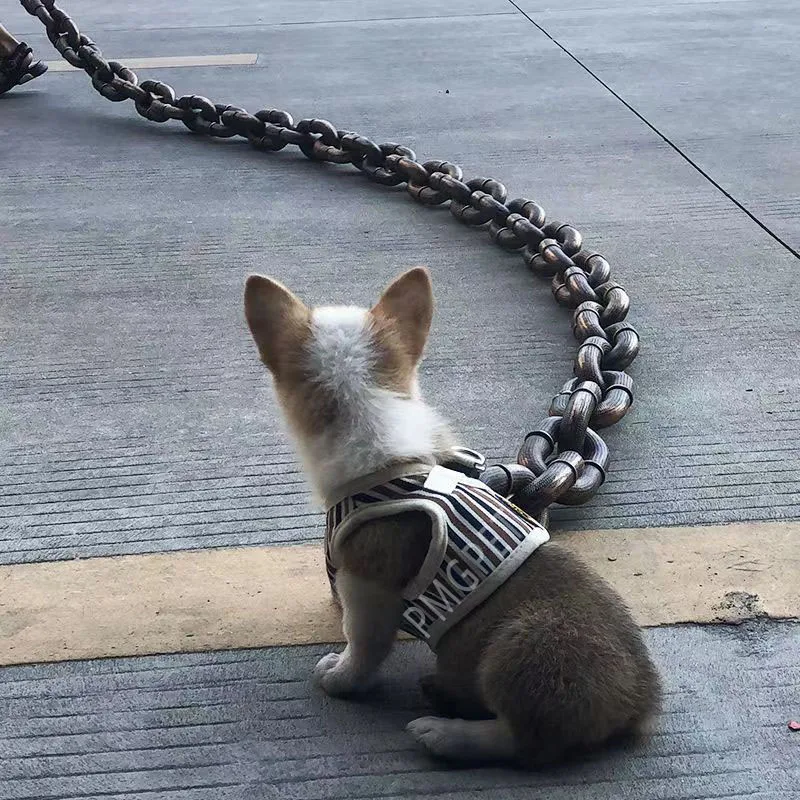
2;0;799;563
1;2;799;797
1;622;797;800
513;0;800;251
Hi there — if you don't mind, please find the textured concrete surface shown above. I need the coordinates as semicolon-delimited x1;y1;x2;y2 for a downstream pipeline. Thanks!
2;3;799;797
0;622;797;799
2;1;799;561
513;0;800;251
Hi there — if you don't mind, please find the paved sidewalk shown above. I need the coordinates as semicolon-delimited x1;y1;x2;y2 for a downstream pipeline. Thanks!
3;0;799;563
1;623;797;800
1;1;798;797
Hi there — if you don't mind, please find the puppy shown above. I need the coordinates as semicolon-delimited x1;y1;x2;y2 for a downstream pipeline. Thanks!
244;267;660;767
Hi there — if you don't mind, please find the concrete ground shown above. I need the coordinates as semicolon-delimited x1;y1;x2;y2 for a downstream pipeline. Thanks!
1;0;798;797
1;623;798;799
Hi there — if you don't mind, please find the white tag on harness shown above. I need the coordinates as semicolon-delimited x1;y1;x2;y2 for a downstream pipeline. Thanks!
423;465;462;495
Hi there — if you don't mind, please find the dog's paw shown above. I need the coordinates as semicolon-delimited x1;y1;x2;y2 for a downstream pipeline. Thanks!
407;716;460;758
314;652;342;682
313;652;369;697
314;653;342;678
408;717;517;763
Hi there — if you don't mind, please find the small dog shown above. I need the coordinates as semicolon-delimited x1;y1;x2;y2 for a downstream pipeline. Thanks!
244;267;660;767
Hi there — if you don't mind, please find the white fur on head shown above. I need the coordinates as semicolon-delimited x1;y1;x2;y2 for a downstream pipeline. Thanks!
307;307;376;413
244;269;455;505
298;305;451;502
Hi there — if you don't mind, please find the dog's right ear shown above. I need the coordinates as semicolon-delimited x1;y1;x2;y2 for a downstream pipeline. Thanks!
371;267;434;364
244;275;309;373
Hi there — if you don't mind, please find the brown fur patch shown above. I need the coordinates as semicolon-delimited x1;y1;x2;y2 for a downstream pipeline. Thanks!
368;313;419;394
244;275;312;376
339;516;661;767
371;267;434;367
244;274;339;443
338;510;432;590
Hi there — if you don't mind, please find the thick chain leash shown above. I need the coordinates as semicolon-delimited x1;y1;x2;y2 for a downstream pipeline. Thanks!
21;0;640;523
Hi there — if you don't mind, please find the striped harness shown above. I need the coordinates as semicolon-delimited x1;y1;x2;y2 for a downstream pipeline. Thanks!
325;465;549;648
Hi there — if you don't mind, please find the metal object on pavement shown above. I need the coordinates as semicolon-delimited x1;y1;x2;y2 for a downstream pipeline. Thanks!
0;41;48;95
441;447;487;480
21;0;640;521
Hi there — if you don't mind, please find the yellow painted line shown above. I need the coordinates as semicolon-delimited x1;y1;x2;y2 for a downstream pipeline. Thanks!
45;53;258;72
0;521;797;666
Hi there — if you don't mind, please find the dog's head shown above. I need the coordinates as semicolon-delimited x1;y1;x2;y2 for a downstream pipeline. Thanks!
244;268;435;456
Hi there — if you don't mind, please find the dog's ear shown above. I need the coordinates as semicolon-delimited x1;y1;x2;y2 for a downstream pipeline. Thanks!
244;275;309;373
371;267;434;363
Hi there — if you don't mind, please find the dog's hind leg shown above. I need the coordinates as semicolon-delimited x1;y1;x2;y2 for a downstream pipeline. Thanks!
406;716;517;763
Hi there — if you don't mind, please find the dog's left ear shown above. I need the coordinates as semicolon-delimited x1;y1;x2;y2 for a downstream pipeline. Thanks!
371;267;434;362
244;274;310;373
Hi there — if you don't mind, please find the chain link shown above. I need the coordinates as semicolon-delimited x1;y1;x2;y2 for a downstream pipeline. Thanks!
22;0;641;522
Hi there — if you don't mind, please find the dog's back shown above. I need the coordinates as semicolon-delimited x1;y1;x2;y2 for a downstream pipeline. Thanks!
339;512;661;767
439;541;661;765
